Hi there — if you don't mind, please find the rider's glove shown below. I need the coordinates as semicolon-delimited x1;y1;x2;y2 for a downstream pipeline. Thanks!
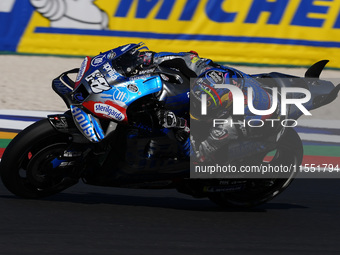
157;109;192;158
157;110;188;129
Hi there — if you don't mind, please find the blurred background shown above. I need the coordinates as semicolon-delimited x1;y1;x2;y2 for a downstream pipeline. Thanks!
2;0;340;67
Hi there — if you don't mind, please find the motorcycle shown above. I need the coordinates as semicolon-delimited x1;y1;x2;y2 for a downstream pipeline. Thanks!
1;43;339;208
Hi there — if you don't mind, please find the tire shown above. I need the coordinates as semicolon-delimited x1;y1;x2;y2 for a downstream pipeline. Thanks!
208;128;303;208
0;119;79;198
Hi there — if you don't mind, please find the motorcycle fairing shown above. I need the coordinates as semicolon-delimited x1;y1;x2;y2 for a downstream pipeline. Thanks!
75;42;144;90
52;68;79;107
74;43;163;124
54;43;164;143
82;100;127;123
75;56;91;88
267;73;337;119
90;43;143;69
75;43;144;93
80;75;163;121
70;105;104;142
159;89;189;116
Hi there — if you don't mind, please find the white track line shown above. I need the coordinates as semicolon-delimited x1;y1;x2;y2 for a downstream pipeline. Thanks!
298;133;340;143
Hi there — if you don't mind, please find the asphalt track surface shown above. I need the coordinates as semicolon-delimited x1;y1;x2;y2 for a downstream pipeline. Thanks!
0;111;340;254
1;178;340;255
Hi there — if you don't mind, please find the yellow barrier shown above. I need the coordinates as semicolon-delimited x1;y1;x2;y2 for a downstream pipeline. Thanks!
17;0;340;68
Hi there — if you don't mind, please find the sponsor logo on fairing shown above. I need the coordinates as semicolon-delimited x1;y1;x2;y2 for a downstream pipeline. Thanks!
74;93;85;102
53;79;72;94
127;83;139;93
72;107;98;142
129;75;151;81
107;51;116;59
94;103;125;121
102;62;120;81
85;70;111;93
138;68;155;75
91;54;106;67
112;87;129;103
76;57;89;82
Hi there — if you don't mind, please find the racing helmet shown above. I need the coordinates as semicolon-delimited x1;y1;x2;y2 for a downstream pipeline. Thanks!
190;68;244;121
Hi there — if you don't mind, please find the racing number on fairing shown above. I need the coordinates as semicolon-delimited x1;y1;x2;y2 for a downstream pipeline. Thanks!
85;70;111;93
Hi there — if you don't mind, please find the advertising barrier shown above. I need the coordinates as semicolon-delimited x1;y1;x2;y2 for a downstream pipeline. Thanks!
1;0;340;68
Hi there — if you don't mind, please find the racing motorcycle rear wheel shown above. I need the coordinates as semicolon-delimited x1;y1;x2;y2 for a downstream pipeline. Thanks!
0;119;80;199
208;128;303;208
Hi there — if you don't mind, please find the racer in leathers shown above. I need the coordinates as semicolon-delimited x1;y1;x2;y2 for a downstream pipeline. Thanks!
114;48;279;162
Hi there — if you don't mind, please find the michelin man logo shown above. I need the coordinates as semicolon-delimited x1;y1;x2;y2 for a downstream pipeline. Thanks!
0;0;16;13
30;0;108;30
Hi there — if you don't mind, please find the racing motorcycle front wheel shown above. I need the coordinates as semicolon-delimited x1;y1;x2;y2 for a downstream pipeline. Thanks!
0;119;82;199
208;128;303;208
